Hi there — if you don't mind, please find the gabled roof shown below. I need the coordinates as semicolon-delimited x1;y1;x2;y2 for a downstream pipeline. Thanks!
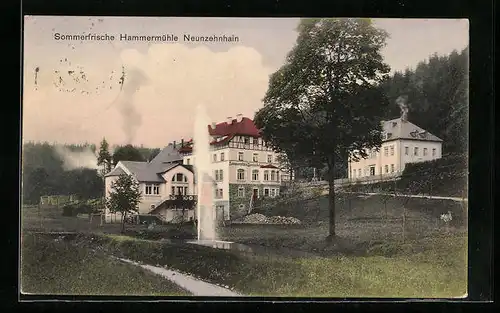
104;166;127;177
208;117;261;137
382;118;443;142
150;144;182;164
120;161;163;182
178;117;261;154
117;161;194;183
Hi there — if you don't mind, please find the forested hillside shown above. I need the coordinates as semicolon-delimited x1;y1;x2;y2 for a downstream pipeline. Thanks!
381;46;468;155
22;141;161;204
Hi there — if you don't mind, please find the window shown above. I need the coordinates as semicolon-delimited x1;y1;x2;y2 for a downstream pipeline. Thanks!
390;145;394;156
215;188;223;199
171;186;175;195
244;137;250;144
186;158;190;165
153;185;160;195
145;184;152;195
275;188;280;196
238;204;245;210
253;153;258;162
405;147;409;155
270;188;276;197
237;169;245;181
267;154;272;163
432;148;436;156
237;187;245;198
252;169;259;181
183;186;188;195
238;152;244;161
390;164;394;173
176;186;183;195
174;173;187;182
264;170;269;181
414;147;419;156
220;152;225;161
276;171;280;181
384;147;388;156
264;188;270;197
423;148;428;156
385;165;389;173
213;154;217;162
271;171;276;181
358;169;361;176
214;169;223;181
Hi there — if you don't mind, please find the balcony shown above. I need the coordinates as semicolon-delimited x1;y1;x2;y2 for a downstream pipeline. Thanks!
168;194;197;201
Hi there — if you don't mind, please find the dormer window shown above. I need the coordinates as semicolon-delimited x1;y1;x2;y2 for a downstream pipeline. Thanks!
386;132;392;139
392;122;397;127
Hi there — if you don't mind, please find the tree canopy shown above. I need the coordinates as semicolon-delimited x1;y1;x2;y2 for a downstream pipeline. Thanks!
112;144;145;164
381;47;468;155
106;173;142;233
97;138;112;175
254;18;391;239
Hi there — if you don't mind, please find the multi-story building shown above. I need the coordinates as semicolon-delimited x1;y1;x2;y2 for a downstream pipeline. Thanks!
103;115;287;223
348;117;443;180
178;115;287;221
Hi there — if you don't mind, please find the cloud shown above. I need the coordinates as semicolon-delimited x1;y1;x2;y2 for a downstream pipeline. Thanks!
23;43;272;148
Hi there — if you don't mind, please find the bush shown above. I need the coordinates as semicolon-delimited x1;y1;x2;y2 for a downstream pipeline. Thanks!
61;205;78;217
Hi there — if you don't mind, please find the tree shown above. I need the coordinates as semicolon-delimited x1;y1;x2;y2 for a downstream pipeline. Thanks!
23;167;50;204
97;138;113;175
254;18;390;241
106;173;142;233
112;144;145;164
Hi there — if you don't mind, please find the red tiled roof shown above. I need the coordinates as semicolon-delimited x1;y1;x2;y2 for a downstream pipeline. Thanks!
207;117;261;137
177;117;261;154
260;164;278;169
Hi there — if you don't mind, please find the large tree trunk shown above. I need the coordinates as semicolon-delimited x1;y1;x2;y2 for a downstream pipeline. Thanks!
326;156;336;242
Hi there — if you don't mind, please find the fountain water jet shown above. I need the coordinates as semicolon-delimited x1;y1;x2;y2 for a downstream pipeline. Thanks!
193;104;217;241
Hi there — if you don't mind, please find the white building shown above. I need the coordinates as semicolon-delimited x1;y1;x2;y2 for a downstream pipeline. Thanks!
348;117;443;180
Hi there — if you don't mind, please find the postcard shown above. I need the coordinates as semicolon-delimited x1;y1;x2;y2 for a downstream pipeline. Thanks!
21;16;469;299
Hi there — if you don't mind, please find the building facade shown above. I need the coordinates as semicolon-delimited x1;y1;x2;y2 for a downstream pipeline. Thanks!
348;117;443;180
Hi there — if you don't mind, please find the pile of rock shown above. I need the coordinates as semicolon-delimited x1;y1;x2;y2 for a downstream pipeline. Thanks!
268;215;302;225
235;213;302;225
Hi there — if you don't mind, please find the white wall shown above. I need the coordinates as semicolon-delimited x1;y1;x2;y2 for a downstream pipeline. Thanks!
399;139;442;171
348;139;443;178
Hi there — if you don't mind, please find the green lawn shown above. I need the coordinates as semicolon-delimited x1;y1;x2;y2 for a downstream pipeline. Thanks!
90;232;467;298
20;233;191;296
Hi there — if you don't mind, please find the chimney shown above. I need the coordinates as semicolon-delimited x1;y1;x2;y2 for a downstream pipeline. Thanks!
227;116;232;124
181;139;184;147
236;113;243;123
211;122;217;130
173;140;176;148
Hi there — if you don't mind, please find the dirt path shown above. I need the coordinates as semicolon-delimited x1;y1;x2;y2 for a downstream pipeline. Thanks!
116;258;242;297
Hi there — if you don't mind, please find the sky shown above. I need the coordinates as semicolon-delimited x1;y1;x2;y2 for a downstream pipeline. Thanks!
22;17;469;148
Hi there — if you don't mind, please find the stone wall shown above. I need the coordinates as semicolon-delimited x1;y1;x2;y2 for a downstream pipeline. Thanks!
228;184;281;220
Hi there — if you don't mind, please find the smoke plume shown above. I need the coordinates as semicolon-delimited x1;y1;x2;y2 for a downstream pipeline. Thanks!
54;145;99;171
396;95;409;121
118;67;149;144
